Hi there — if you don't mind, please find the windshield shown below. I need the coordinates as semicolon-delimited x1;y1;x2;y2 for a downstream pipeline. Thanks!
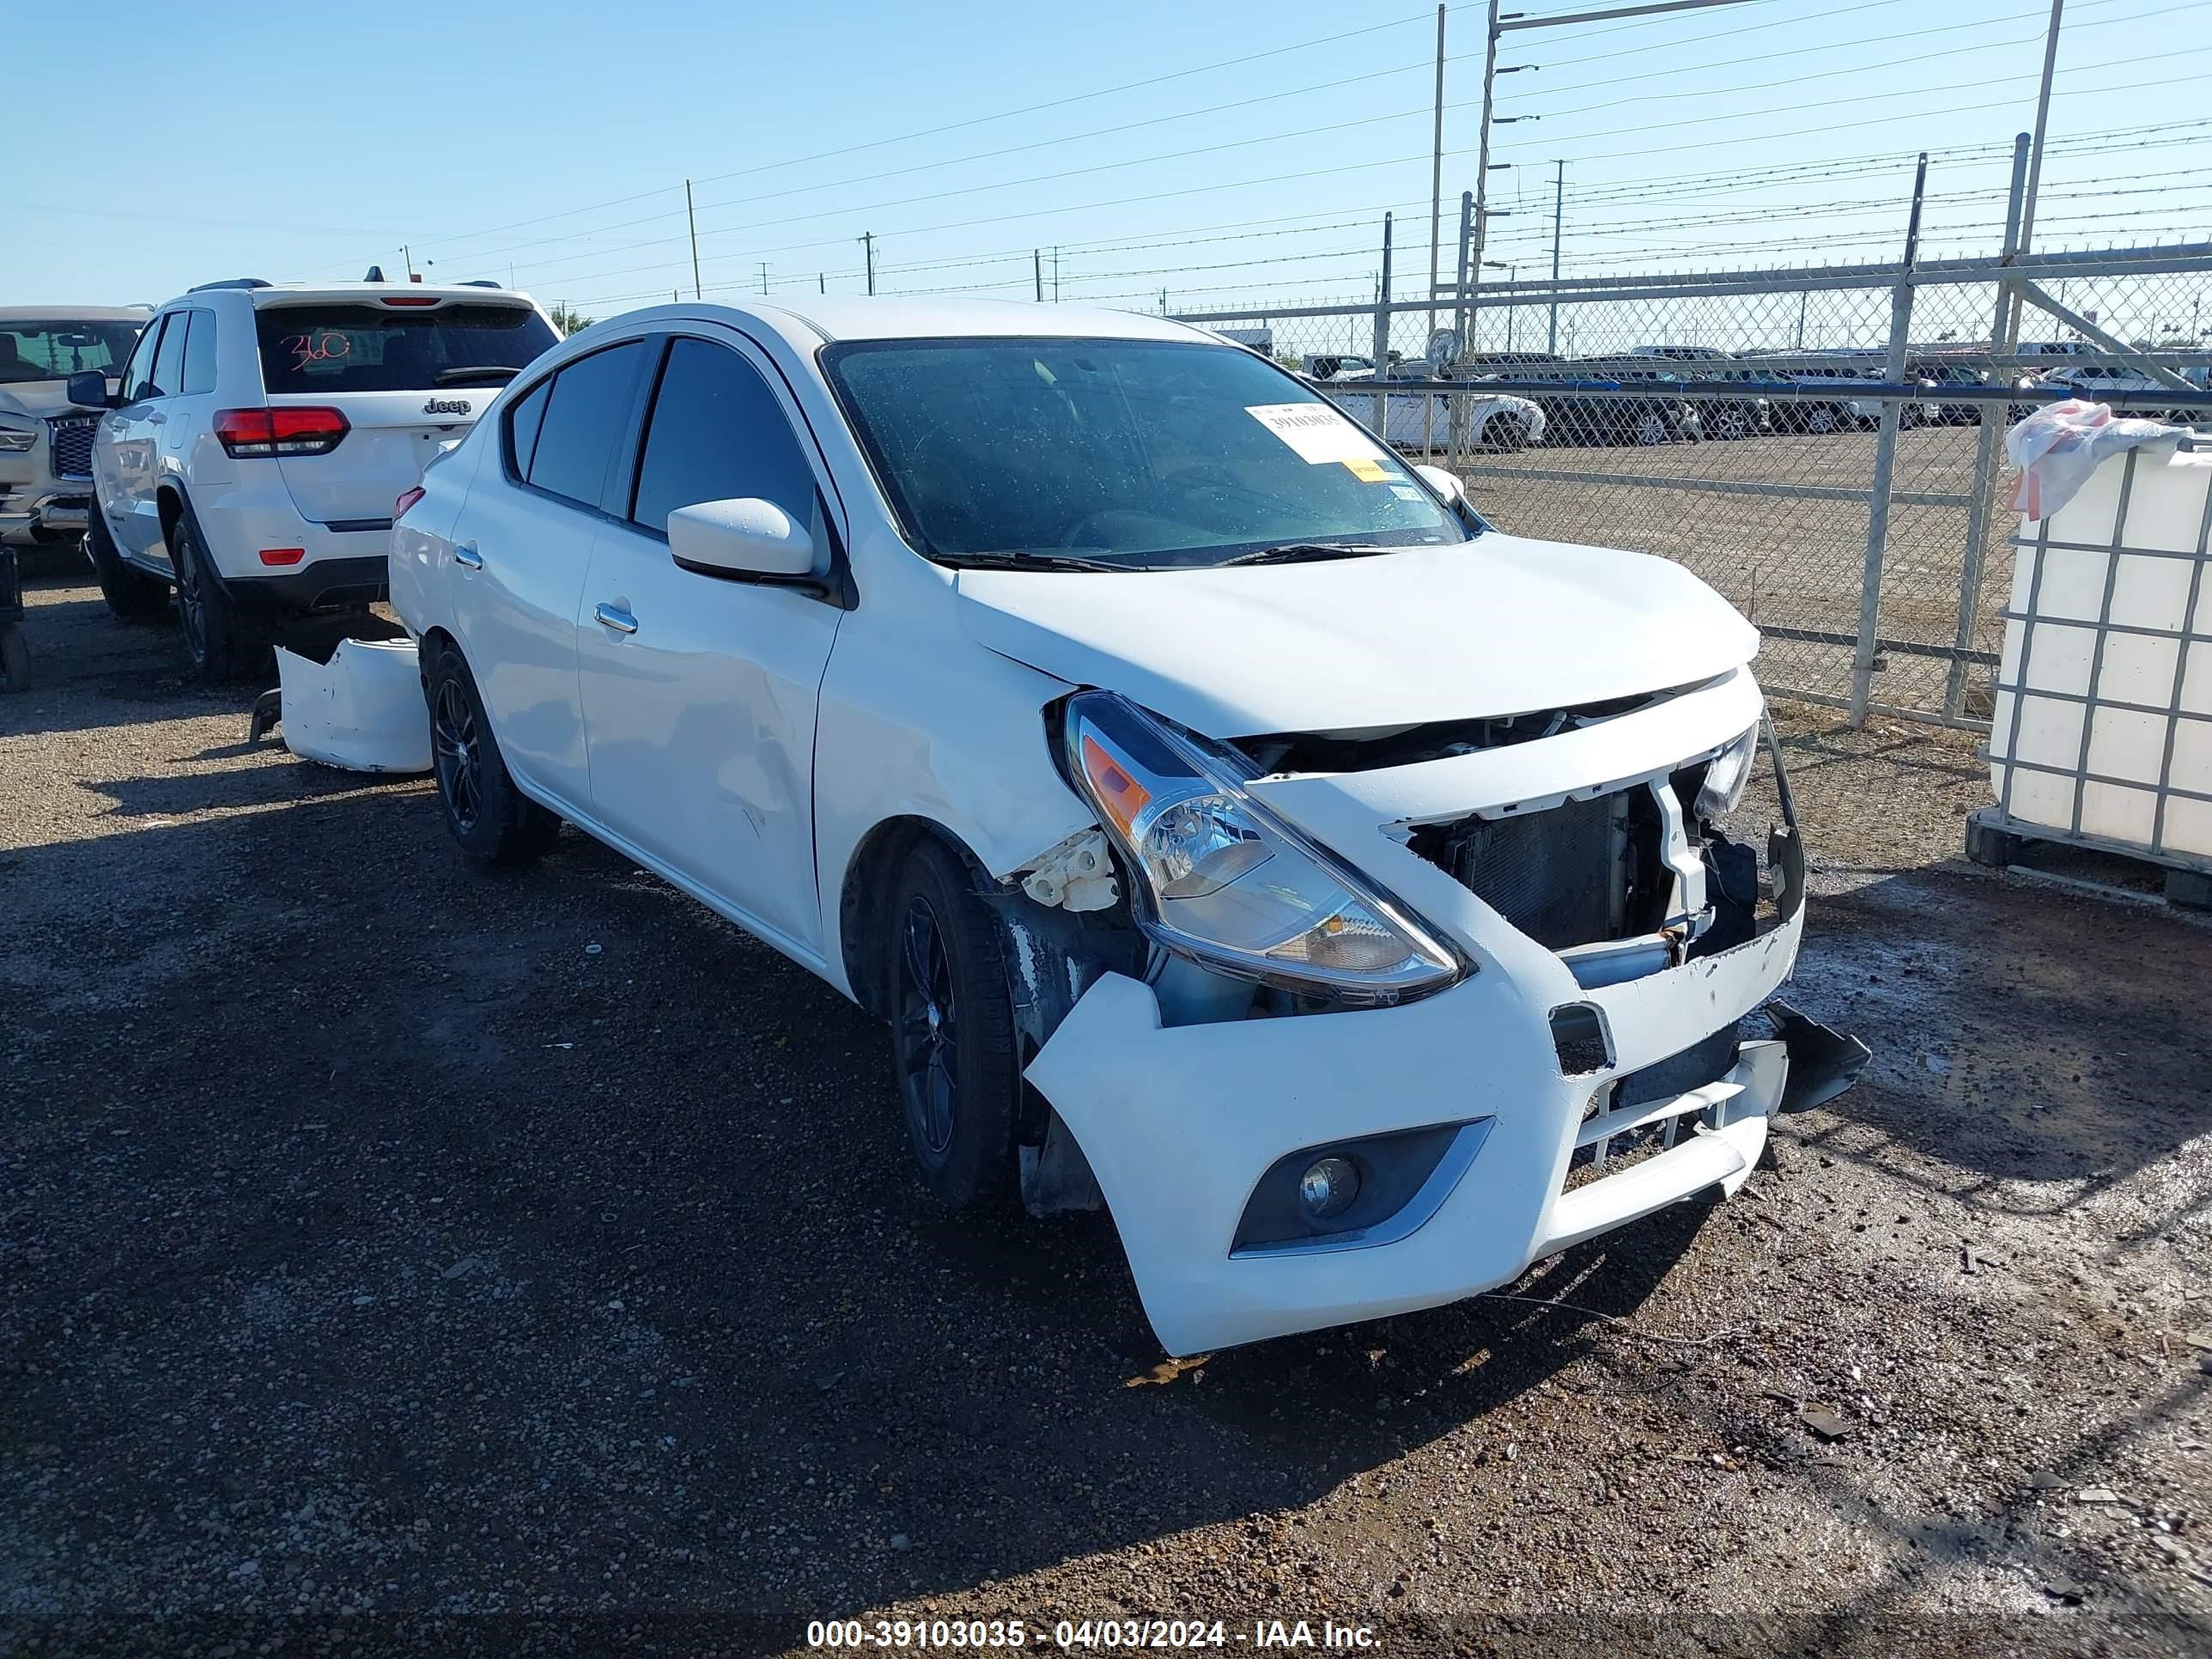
820;337;1468;569
0;319;141;385
254;302;556;395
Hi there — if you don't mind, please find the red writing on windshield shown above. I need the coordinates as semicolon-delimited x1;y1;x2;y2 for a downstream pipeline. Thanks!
283;331;353;370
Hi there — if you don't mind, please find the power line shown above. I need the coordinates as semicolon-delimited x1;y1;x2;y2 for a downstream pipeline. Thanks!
294;8;1443;276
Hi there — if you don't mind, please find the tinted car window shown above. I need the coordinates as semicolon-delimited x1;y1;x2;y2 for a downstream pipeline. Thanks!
121;318;165;401
150;313;188;400
525;340;647;508
630;337;818;535
0;319;140;384
255;302;557;395
823;337;1461;568
505;378;550;478
180;310;218;396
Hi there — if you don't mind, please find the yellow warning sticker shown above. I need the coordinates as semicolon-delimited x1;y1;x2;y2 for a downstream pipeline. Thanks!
1343;456;1391;483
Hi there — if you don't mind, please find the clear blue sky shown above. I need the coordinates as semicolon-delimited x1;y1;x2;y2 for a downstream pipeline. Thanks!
7;0;2204;346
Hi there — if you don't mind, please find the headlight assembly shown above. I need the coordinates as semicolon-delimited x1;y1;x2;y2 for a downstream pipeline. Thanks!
0;422;36;454
1694;722;1759;820
1062;690;1463;1004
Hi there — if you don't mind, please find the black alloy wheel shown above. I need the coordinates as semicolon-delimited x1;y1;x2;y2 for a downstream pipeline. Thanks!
432;676;483;835
896;895;960;1159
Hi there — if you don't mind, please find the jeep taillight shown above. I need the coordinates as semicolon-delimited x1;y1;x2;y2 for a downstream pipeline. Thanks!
394;485;426;519
214;407;349;458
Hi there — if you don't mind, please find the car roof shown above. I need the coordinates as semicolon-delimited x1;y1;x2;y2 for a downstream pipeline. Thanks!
0;305;154;322
621;295;1213;350
155;283;539;311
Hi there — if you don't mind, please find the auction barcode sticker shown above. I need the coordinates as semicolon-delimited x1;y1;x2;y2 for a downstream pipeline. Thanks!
1245;401;1387;465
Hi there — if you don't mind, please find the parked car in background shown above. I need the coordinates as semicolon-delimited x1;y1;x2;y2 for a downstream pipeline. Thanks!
1300;353;1375;380
1747;355;1914;434
0;307;149;548
2033;362;2198;420
76;277;558;679
1463;352;1700;447
392;296;1849;1356
1309;367;1546;453
1905;355;1993;425
1626;345;1766;441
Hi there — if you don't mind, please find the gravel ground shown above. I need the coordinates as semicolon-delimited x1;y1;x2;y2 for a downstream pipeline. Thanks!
3;574;2209;1658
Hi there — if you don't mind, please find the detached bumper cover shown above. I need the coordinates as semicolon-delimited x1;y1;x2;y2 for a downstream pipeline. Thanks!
1026;666;1814;1355
269;637;431;774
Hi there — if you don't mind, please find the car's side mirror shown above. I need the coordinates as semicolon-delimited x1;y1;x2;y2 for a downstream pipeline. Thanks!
667;497;816;580
1413;464;1465;506
65;370;115;410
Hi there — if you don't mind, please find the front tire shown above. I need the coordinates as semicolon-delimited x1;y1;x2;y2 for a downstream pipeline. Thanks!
887;837;1021;1209
1632;410;1668;446
424;643;562;864
173;514;266;684
83;514;169;621
1480;413;1528;453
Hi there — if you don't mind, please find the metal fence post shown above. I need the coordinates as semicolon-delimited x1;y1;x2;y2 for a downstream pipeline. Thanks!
1849;156;1929;726
1373;214;1395;430
1944;134;2033;719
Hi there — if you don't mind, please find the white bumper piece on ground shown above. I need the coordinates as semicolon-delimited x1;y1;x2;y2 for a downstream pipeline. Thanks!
1026;666;1802;1356
273;638;431;774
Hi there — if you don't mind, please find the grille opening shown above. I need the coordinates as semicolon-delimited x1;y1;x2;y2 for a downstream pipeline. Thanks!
1408;784;1670;951
1229;680;1712;776
48;416;97;480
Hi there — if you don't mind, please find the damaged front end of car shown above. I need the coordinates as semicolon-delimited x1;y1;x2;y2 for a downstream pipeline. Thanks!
993;666;1864;1356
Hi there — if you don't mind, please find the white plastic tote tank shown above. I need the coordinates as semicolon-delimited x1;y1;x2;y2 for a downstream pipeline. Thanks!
1988;437;2212;860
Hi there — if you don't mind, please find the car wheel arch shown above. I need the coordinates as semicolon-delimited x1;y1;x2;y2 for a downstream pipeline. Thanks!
839;814;995;1018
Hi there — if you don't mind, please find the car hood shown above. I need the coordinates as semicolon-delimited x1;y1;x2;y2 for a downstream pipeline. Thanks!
953;532;1761;738
0;381;97;419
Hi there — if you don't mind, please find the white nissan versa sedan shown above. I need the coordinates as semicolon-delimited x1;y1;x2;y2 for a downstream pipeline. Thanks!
391;298;1864;1356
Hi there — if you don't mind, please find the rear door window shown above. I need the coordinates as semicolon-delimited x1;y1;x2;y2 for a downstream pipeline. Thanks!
523;341;648;509
150;314;188;400
180;310;218;396
505;378;551;478
628;337;819;536
255;302;557;395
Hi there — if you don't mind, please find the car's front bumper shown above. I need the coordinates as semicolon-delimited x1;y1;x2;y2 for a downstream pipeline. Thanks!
1;489;91;543
1027;666;1808;1355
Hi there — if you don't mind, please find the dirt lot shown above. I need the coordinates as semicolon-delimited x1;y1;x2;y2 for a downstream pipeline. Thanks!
3;573;2209;1657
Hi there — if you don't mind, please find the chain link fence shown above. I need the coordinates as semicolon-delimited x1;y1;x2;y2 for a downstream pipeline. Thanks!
1177;245;2212;728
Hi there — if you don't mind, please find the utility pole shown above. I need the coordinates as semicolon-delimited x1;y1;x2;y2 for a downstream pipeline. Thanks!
1372;214;1394;427
819;273;826;294
685;180;702;301
759;263;769;295
1467;0;1503;363
1547;161;1565;355
402;245;415;279
860;232;877;295
1053;247;1060;302
1453;191;1474;353
1034;249;1043;302
1426;3;1447;344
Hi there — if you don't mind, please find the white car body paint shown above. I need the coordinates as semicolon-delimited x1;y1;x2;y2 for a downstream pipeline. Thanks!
392;296;1815;1356
1029;665;1788;1353
954;536;1758;738
272;637;432;774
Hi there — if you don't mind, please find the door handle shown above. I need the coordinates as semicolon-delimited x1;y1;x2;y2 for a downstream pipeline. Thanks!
593;602;638;635
453;542;483;569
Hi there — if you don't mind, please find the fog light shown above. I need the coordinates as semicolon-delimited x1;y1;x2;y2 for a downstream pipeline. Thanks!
1298;1157;1359;1220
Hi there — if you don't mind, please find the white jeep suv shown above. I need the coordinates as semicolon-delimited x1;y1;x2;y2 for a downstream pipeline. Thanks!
393;298;1859;1356
77;279;557;680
